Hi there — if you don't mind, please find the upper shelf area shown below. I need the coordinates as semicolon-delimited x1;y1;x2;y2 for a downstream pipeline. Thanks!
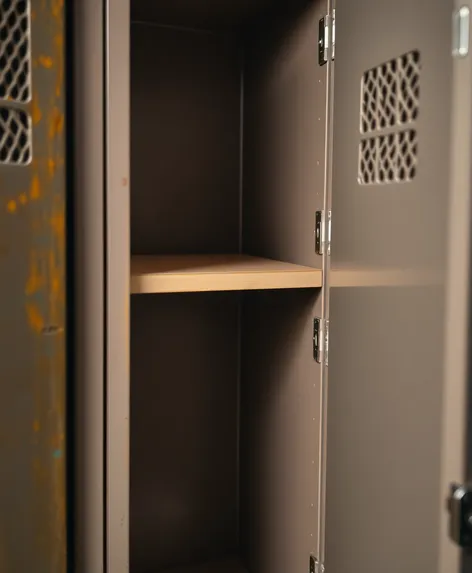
131;254;322;294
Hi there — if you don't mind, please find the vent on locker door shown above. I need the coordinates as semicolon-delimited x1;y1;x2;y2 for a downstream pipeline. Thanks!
0;0;33;166
358;50;420;185
0;106;31;165
0;0;32;103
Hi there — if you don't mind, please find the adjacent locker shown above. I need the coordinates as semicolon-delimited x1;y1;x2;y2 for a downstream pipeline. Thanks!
0;1;67;572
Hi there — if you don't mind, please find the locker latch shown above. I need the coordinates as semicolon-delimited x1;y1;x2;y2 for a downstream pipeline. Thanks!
313;318;329;366
315;210;331;256
452;6;470;57
447;482;472;547
310;555;325;573
318;10;335;65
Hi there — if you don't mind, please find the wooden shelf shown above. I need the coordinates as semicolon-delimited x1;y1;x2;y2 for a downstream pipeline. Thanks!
131;254;322;294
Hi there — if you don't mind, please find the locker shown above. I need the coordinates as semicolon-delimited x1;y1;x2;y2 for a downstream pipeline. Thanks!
1;0;472;572
0;1;67;572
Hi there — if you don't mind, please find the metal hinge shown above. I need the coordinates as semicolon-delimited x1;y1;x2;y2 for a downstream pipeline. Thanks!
313;318;329;366
310;555;325;573
315;210;331;255
318;10;335;65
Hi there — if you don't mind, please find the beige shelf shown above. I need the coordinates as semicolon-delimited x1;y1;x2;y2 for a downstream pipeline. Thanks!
131;254;322;294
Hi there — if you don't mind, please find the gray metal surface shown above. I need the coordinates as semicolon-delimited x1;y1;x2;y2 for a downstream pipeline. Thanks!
131;23;241;255
131;0;277;30
106;0;130;571
242;0;327;268
73;0;105;571
325;0;471;572
326;287;444;573
331;0;452;269
240;289;322;573
131;293;240;572
0;0;67;571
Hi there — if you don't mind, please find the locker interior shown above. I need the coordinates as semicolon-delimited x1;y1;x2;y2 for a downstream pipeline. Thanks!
129;1;326;572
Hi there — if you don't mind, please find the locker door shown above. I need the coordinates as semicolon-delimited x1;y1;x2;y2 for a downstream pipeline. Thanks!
0;1;67;572
324;0;472;572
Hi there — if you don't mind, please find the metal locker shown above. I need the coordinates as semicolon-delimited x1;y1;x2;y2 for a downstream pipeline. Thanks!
77;0;472;572
1;0;470;572
0;1;67;572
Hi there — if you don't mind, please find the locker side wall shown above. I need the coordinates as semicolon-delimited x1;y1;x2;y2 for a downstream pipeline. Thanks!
242;0;327;268
240;290;322;573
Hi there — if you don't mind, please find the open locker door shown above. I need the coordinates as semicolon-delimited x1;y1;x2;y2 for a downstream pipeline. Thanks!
324;0;472;572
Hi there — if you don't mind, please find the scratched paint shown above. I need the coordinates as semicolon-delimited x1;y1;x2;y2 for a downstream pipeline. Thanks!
0;1;67;572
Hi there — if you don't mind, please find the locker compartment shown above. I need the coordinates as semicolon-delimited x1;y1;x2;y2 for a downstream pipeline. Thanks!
129;1;326;572
130;0;326;292
131;289;320;573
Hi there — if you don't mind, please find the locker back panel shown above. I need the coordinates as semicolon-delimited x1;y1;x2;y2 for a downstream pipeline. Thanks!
242;0;327;268
130;24;241;255
0;1;67;572
130;293;240;572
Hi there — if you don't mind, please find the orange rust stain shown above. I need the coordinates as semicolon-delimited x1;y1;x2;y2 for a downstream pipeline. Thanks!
48;158;56;178
33;420;40;433
50;211;65;240
54;34;64;98
52;0;64;18
39;55;54;69
49;251;61;296
26;256;44;296
32;95;42;125
31;9;36;20
30;175;41;200
25;303;45;333
18;193;28;205
6;200;17;213
49;107;64;140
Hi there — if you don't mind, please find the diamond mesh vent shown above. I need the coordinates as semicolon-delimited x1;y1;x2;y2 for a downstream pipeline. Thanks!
0;0;31;103
358;130;418;185
359;50;420;185
0;106;32;165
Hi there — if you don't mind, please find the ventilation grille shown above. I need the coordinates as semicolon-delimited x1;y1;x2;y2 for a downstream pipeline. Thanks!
0;106;32;165
0;0;32;103
358;50;420;185
359;129;418;184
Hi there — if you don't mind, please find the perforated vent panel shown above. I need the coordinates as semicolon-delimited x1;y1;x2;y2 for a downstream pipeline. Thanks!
359;50;420;185
359;130;418;185
0;106;32;165
0;0;31;103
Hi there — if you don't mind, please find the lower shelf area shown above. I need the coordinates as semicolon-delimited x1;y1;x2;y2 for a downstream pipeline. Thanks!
130;254;322;294
159;557;248;573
